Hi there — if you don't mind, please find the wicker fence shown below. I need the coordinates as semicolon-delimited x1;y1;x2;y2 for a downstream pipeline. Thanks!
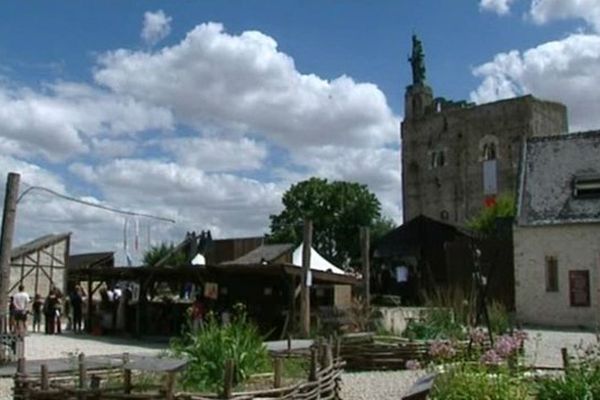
339;332;476;370
14;342;343;400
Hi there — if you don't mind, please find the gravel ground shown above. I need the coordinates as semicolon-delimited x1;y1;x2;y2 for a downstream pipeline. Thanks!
0;328;597;400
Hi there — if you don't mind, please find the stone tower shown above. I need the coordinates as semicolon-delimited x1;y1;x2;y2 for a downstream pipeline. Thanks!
401;36;569;225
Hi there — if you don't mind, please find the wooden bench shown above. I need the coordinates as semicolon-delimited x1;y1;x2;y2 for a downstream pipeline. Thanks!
401;373;436;400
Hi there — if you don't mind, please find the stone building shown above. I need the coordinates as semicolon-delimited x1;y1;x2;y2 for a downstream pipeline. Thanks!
514;131;600;327
401;35;568;225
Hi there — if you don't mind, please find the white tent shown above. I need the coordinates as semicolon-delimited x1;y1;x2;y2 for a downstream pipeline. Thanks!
292;244;346;275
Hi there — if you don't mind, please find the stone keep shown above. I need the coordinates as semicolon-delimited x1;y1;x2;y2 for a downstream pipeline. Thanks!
401;36;568;225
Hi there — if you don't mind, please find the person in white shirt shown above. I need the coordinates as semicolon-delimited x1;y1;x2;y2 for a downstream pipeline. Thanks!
13;285;30;335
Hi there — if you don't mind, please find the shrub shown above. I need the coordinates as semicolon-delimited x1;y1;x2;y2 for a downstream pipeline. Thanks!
170;304;269;392
536;341;600;399
431;364;530;400
488;300;510;335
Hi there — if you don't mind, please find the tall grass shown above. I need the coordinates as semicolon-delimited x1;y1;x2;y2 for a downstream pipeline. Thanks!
170;304;269;392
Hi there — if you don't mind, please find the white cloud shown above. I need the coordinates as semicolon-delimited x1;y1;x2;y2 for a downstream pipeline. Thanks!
471;33;600;131
288;146;402;222
480;0;516;15
95;22;398;149
0;82;173;162
141;10;172;46
530;0;600;32
75;158;284;237
161;137;268;171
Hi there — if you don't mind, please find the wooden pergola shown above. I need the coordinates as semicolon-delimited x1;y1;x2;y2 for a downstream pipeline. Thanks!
70;263;359;338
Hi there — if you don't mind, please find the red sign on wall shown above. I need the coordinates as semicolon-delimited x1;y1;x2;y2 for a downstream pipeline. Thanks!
569;270;590;307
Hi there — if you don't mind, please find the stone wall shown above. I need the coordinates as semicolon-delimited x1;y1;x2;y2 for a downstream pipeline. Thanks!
401;91;568;225
377;306;425;335
514;223;600;328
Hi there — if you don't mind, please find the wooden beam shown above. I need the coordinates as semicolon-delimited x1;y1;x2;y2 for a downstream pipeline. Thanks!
0;172;20;324
300;218;312;338
360;226;370;306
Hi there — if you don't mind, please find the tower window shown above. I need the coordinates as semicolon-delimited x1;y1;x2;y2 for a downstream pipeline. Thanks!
482;143;497;160
545;256;558;292
430;150;446;169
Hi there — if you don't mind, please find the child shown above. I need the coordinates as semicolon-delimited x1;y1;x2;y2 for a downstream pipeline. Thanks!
32;294;43;333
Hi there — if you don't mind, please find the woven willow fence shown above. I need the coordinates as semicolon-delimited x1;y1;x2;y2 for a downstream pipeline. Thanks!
14;342;343;400
339;333;476;370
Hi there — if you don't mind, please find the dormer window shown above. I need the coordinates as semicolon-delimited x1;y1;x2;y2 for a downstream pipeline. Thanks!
573;175;600;198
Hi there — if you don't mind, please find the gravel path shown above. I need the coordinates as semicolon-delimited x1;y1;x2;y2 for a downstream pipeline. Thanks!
0;328;596;399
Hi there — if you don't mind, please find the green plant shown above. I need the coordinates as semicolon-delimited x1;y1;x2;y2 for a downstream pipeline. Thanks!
143;242;188;266
431;364;531;400
536;341;600;399
488;300;510;335
170;304;269;392
467;193;515;235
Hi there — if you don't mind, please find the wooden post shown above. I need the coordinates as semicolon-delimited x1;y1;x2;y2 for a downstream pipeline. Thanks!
122;353;132;394
561;347;569;370
86;275;93;333
223;359;234;399
360;226;371;307
273;357;283;388
165;372;176;400
78;353;87;400
309;347;318;381
40;364;49;390
287;335;292;353
300;219;312;338
0;172;20;323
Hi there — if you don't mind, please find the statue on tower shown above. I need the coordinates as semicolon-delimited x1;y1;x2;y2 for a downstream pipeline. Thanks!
409;34;426;85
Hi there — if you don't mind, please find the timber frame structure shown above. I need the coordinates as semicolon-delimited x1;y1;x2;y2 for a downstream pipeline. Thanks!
10;233;71;297
70;263;359;339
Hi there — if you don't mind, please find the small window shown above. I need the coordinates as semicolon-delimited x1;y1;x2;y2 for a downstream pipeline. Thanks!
545;256;558;292
440;210;449;221
437;151;445;167
482;143;497;161
573;175;600;198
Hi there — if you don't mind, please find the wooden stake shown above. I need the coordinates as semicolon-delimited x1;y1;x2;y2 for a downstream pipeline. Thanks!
0;172;20;323
300;219;312;338
165;371;176;400
309;347;318;381
561;347;569;370
40;364;49;390
78;353;87;400
122;353;132;394
223;359;234;399
360;226;371;307
273;357;283;388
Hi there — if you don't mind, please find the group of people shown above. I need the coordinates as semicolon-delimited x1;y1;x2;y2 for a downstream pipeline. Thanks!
8;285;86;335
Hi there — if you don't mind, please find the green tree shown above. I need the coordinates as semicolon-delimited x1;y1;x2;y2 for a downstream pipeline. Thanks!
269;177;389;266
467;194;515;235
143;242;188;266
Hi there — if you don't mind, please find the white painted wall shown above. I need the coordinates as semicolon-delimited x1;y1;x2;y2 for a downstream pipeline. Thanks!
514;223;600;328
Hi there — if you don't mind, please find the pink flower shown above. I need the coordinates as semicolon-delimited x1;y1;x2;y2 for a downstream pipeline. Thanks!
480;349;503;365
494;335;519;358
405;359;422;370
429;341;457;360
469;328;487;346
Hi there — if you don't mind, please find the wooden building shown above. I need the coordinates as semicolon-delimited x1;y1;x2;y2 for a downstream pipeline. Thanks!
9;233;71;297
373;215;514;309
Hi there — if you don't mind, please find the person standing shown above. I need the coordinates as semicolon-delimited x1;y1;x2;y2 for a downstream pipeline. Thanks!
71;286;84;334
13;285;30;335
32;294;43;333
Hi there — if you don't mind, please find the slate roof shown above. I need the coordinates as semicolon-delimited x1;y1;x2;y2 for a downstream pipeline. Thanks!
68;252;114;269
223;243;295;264
516;130;600;226
11;233;71;260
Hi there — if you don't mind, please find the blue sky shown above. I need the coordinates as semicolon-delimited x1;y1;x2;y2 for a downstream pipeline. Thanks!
0;0;599;262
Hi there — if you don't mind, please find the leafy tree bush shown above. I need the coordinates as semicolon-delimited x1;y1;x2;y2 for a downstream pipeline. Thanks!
143;242;188;266
269;177;393;267
536;341;600;399
170;305;269;392
467;193;515;235
431;364;530;400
